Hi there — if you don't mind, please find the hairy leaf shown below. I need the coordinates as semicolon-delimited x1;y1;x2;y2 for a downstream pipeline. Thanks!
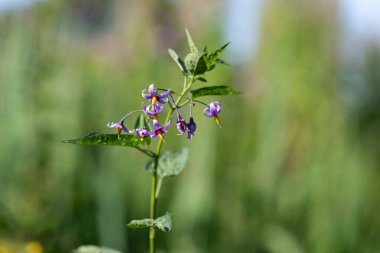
127;218;155;229
184;52;208;75
207;42;230;65
63;132;147;147
185;28;198;52
127;212;172;232
155;212;172;232
146;148;189;177
190;85;241;98
168;48;187;73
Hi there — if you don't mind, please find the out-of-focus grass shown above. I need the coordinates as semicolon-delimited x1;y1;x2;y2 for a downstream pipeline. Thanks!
0;1;379;253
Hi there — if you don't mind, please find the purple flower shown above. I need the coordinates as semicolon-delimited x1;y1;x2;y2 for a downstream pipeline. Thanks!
150;119;171;140
134;126;151;141
176;116;187;135
142;84;171;105
142;103;163;120
186;117;196;140
204;101;222;126
107;120;131;134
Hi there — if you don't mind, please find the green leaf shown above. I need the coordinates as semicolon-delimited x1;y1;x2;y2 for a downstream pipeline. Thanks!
190;85;241;99
74;245;122;253
168;48;188;74
63;132;147;147
155;212;172;232
215;58;230;66
207;42;230;65
127;218;155;229
196;77;207;82
184;52;208;75
146;148;189;177
134;114;144;129
127;212;172;232
185;28;198;52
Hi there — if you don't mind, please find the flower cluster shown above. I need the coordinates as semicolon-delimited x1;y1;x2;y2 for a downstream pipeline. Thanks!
107;83;222;141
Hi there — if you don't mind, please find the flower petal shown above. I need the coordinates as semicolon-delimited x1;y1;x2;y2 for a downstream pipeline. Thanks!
148;84;156;95
203;107;213;117
142;89;152;99
159;89;171;98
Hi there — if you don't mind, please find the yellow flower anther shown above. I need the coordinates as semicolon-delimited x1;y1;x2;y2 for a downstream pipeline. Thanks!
151;96;158;105
213;115;220;126
157;130;164;140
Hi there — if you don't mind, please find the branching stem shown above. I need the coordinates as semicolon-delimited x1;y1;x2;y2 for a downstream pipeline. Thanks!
149;76;195;253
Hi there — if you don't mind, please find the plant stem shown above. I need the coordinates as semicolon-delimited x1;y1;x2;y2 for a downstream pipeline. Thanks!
148;77;195;253
149;155;158;253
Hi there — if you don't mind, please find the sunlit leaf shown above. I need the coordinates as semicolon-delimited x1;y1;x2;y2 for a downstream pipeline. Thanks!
155;212;172;232
207;42;230;65
127;218;155;229
63;132;147;147
190;86;241;99
168;48;187;73
146;148;189;177
184;52;208;75
185;28;198;52
74;245;122;253
127;212;172;232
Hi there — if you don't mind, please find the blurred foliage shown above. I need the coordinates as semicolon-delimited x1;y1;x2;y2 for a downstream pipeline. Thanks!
0;0;380;253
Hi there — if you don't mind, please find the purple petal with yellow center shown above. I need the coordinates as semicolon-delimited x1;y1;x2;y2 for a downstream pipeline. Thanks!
142;83;171;105
107;120;131;134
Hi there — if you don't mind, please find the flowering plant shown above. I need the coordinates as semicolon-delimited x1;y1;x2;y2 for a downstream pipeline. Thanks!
64;30;238;253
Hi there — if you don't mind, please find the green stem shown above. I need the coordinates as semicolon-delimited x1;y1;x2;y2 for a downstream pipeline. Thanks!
149;155;158;253
148;76;195;253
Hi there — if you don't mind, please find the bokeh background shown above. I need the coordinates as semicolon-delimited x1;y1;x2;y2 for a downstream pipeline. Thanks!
1;0;380;252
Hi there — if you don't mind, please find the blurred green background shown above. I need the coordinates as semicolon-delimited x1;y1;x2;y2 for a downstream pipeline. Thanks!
1;0;380;252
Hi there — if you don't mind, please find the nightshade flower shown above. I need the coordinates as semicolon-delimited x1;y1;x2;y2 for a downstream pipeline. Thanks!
186;117;196;140
176;116;187;135
150;119;171;140
142;103;163;120
107;120;131;134
134;126;151;142
142;84;171;105
204;101;222;126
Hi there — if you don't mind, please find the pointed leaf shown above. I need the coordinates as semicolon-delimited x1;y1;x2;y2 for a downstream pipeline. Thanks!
74;245;122;253
185;28;198;52
168;48;188;73
155;212;172;232
215;58;230;66
207;42;230;66
146;148;189;177
134;114;144;129
127;212;172;232
184;52;208;75
127;218;155;229
63;132;147;147
190;85;241;99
